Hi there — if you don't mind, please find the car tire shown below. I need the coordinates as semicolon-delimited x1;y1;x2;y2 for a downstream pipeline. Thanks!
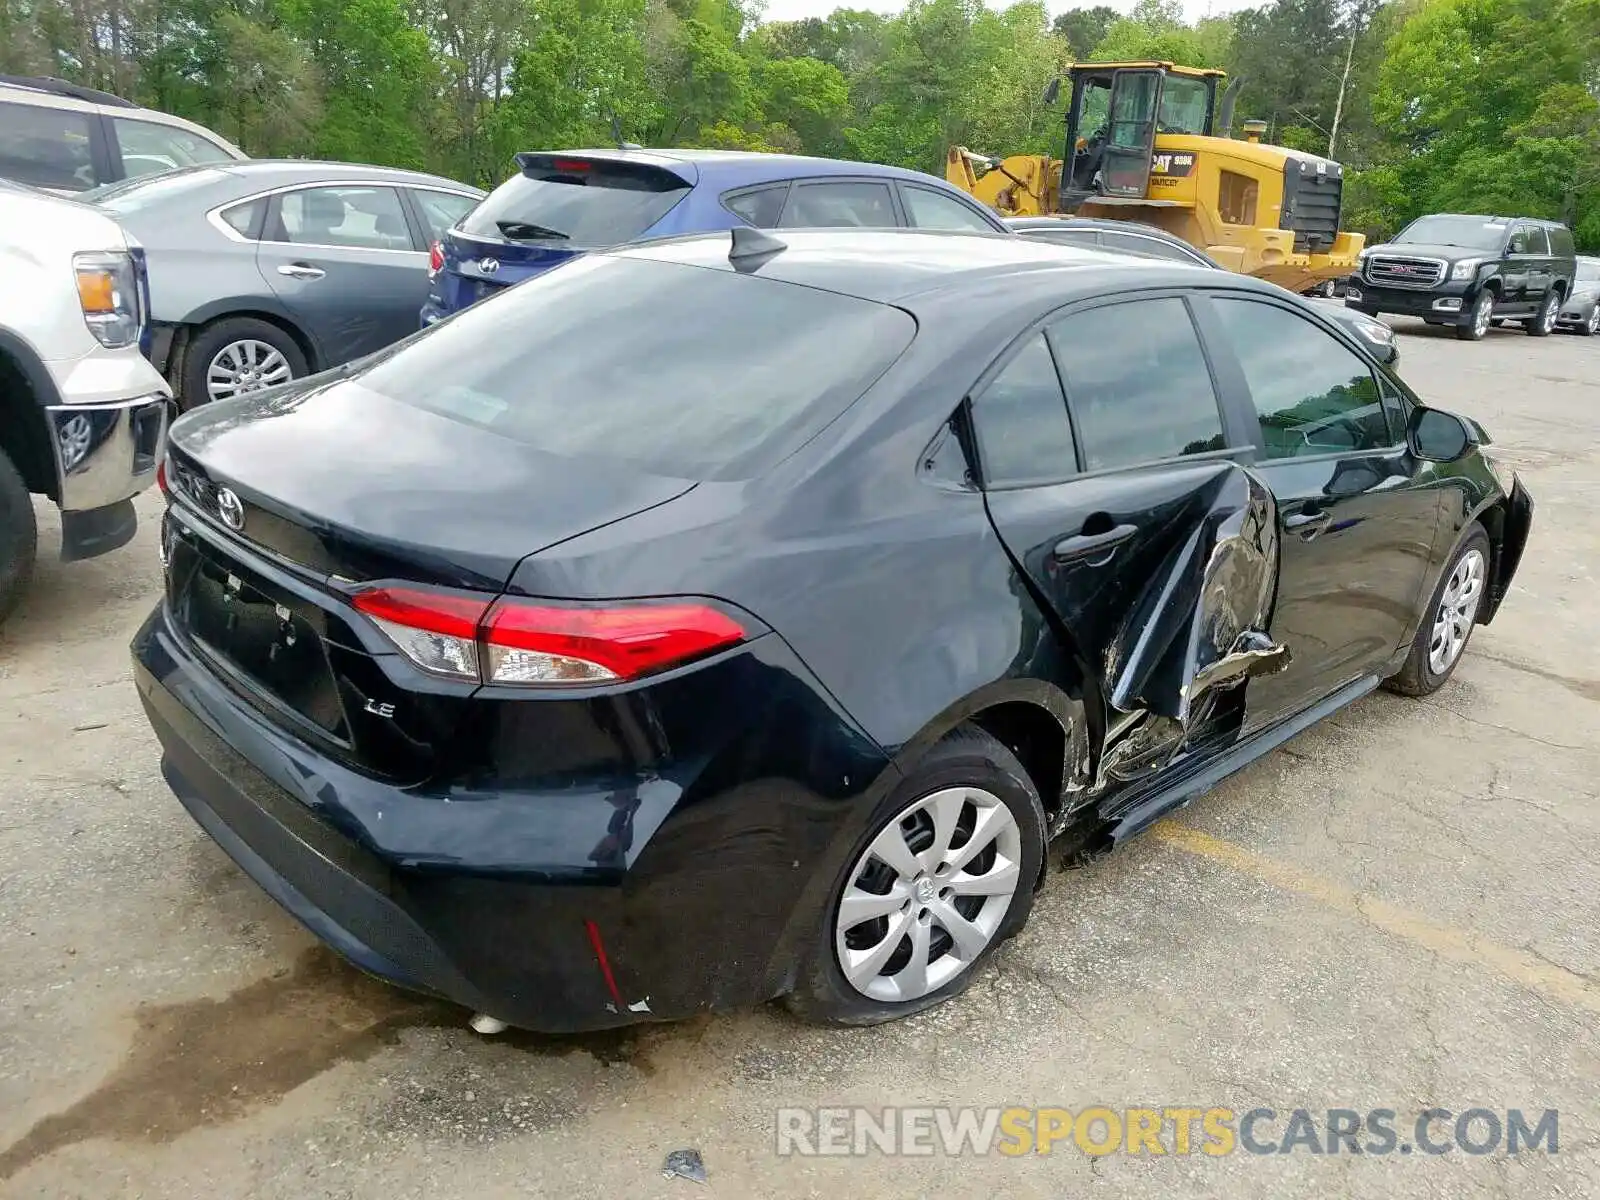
1385;524;1492;698
179;318;308;410
786;724;1047;1026
0;450;38;625
1527;290;1559;337
1583;306;1599;337
1456;291;1495;340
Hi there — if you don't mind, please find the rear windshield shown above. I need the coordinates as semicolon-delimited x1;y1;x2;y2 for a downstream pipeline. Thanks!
84;167;228;212
458;157;691;249
355;255;915;480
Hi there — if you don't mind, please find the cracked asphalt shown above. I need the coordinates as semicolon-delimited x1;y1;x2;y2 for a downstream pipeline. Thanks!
2;313;1597;1198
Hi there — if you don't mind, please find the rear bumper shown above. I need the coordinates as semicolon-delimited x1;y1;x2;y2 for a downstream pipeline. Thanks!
132;601;890;1031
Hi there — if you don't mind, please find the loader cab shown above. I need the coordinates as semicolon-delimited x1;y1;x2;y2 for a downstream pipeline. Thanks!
1062;63;1223;202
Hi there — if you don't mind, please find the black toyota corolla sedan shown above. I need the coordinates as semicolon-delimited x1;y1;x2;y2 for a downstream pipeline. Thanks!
133;228;1533;1032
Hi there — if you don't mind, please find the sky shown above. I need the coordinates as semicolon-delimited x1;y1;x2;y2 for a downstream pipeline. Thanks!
756;0;1259;24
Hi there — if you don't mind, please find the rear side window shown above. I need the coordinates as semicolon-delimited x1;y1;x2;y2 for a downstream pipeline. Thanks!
724;185;788;228
112;117;235;178
901;185;996;232
970;333;1079;486
218;196;266;239
1051;297;1225;470
355;256;915;481
1549;227;1576;257
0;102;97;190
460;157;690;249
780;181;897;228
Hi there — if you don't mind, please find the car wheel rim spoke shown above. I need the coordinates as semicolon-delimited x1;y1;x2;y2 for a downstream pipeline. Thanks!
835;785;1024;1003
207;340;293;402
1428;549;1484;674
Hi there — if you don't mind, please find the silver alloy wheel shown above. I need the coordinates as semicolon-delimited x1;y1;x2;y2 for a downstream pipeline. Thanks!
1428;547;1486;675
1538;292;1559;334
207;339;294;402
1472;292;1494;338
834;786;1023;1003
1586;306;1599;335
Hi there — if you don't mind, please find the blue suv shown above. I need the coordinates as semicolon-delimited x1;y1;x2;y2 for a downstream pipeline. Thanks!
421;149;1010;324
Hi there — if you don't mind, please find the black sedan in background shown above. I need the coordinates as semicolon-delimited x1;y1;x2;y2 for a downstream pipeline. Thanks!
85;161;482;407
133;229;1530;1032
1006;215;1401;366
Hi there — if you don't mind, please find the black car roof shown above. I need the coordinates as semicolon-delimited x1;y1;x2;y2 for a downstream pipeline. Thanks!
613;227;1228;306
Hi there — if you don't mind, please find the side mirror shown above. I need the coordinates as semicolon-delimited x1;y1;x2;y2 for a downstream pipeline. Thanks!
1408;406;1475;462
1042;77;1061;107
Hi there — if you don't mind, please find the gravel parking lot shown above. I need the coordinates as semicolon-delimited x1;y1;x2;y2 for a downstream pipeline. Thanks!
1;313;1596;1199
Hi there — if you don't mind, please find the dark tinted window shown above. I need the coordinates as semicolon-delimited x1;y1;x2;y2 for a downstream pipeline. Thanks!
902;185;995;231
1212;297;1389;458
1507;226;1535;254
412;189;477;243
970;334;1077;486
1101;229;1209;265
1523;226;1550;255
1550;227;1576;257
356;256;914;481
780;181;897;228
724;185;788;227
0;102;96;190
1052;297;1225;470
460;158;690;248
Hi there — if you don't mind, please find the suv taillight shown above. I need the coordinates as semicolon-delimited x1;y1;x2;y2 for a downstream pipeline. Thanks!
427;241;444;279
351;587;747;686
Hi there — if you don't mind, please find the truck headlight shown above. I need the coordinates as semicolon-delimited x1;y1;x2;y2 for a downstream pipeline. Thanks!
1450;257;1483;280
72;251;141;349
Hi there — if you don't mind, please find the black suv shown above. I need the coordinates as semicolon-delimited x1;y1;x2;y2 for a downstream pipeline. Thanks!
1347;214;1577;341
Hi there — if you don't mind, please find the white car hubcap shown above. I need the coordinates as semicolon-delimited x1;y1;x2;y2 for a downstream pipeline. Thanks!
1540;294;1557;333
1587;308;1598;335
1428;548;1486;675
835;786;1023;1003
1473;294;1493;336
207;340;293;402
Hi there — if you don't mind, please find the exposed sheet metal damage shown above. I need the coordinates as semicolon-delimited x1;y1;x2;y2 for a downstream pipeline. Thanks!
1090;462;1289;792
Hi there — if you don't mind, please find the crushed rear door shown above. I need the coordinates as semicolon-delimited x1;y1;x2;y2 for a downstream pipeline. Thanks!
984;458;1286;786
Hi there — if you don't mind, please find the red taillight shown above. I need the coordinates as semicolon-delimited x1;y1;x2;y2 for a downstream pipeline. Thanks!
427;240;444;279
351;587;746;686
155;457;169;497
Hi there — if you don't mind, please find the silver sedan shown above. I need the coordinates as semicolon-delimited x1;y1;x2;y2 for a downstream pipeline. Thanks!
85;161;483;407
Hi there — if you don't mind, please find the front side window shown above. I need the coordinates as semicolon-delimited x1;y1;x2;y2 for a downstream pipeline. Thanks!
1211;297;1390;458
274;186;413;251
780;181;897;228
0;102;96;190
1157;75;1210;136
1506;226;1533;255
969;333;1078;486
112;117;235;179
901;185;996;232
1052;297;1226;470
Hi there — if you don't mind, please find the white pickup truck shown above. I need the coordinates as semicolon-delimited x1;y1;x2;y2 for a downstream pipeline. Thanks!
0;179;171;622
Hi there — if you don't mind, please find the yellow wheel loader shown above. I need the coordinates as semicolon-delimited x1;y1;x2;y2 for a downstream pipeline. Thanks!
947;62;1364;293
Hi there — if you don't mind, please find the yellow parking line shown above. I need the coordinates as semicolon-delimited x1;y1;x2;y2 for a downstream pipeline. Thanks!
1150;819;1600;1017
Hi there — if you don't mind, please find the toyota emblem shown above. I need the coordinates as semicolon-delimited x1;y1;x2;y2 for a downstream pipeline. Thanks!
478;257;500;274
216;487;246;532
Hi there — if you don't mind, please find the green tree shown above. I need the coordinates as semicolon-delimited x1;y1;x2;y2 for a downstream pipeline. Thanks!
1051;4;1116;59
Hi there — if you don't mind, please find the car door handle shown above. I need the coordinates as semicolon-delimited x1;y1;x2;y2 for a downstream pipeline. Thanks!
276;263;325;280
1284;508;1333;539
1053;523;1138;562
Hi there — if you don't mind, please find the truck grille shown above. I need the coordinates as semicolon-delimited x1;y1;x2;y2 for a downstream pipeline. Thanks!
1280;161;1343;253
1364;255;1446;289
